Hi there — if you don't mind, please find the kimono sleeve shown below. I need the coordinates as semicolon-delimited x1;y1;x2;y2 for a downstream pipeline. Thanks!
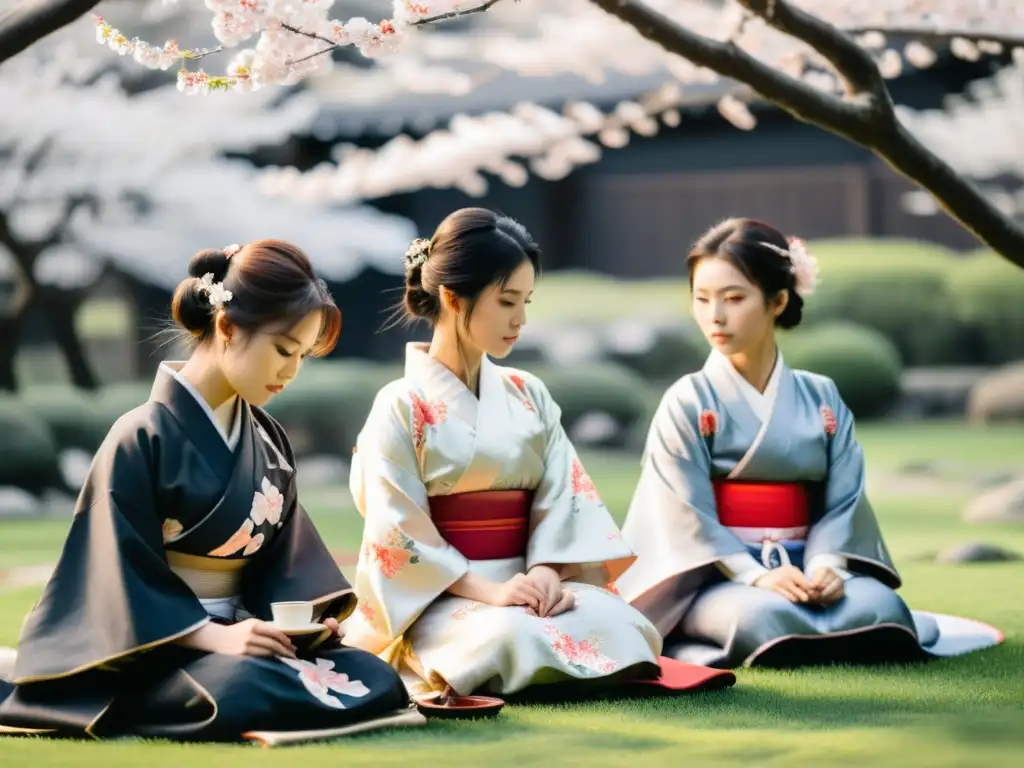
241;413;356;624
615;378;755;607
11;411;210;684
521;372;636;585
346;389;470;652
803;382;901;588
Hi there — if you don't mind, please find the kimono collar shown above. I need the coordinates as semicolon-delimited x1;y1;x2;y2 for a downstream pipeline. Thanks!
716;348;784;411
404;342;499;426
704;348;784;396
151;362;245;451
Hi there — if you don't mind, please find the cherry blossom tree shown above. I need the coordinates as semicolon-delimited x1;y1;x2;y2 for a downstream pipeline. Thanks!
0;3;415;392
81;0;1024;270
898;59;1024;221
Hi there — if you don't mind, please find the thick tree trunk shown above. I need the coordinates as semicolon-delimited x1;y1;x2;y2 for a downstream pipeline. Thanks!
39;285;99;390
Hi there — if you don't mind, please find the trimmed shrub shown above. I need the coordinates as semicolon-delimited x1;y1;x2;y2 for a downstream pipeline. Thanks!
780;322;903;419
516;361;657;448
18;383;151;452
0;398;61;494
265;359;403;457
948;251;1024;365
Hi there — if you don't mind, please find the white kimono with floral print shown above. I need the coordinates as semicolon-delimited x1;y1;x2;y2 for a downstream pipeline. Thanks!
343;343;663;697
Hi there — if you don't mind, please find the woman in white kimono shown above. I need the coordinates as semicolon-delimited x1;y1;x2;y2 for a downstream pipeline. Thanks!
344;207;735;699
615;217;1004;669
0;241;414;743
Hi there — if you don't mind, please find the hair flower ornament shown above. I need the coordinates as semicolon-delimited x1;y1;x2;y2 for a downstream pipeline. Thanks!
223;243;242;258
199;272;233;309
758;237;820;297
404;238;431;271
785;237;819;297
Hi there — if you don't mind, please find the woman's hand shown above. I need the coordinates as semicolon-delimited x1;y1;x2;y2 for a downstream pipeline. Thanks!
322;616;342;638
525;565;563;617
179;619;296;658
808;566;845;605
753;565;815;603
528;588;575;618
491;573;547;611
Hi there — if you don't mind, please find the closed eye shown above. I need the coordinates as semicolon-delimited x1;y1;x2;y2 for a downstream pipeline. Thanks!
276;345;294;358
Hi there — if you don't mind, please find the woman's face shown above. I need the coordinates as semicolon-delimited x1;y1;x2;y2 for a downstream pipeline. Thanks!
691;256;785;356
216;309;324;406
457;259;535;360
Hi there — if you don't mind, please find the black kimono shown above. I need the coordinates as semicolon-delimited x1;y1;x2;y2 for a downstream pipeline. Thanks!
0;364;417;744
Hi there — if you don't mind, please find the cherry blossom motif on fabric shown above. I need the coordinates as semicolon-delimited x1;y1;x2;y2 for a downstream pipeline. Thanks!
508;375;537;413
543;623;617;676
357;600;376;624
162;518;183;543
698;409;718;438
410;393;448;452
570;457;601;515
256;423;294;473
279;657;371;710
207;476;283;557
450;601;486;620
370;527;421;579
821;405;838;437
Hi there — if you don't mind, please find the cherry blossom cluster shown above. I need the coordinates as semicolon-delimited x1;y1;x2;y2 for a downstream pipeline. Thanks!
93;1;487;94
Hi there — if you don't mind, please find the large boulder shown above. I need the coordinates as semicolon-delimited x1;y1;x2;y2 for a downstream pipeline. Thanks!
966;362;1024;424
963;476;1024;523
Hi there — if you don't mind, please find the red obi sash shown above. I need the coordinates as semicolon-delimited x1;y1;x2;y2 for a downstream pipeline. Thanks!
713;480;811;544
428;490;533;560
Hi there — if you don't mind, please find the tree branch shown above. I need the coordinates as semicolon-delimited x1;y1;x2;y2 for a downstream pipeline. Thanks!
587;1;871;140
409;0;508;26
740;0;889;106
0;0;102;65
589;0;1024;269
36;194;96;253
0;210;37;319
874;123;1024;269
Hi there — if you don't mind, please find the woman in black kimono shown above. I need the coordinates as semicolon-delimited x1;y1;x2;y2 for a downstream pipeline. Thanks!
0;240;415;744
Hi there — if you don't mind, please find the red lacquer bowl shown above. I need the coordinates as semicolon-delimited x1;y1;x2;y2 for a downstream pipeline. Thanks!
414;692;505;719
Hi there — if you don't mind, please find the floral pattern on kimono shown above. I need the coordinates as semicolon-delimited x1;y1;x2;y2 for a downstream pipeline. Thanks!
368;528;421;579
509;374;537;413
279;657;371;709
207;476;283;557
411;394;447;452
543;623;618;675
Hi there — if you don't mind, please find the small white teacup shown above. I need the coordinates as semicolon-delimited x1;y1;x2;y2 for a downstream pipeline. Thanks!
270;600;314;628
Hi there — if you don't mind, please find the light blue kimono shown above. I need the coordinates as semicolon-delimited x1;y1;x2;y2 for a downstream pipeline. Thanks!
615;350;1003;669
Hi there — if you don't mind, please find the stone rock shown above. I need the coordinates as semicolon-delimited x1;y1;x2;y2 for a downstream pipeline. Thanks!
966;362;1024;424
297;455;350;489
39;488;77;517
569;412;620;447
963;476;1024;523
0;487;41;518
59;448;94;490
936;542;1021;565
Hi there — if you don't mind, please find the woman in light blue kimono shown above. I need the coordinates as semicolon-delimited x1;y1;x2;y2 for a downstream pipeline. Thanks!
615;217;1004;669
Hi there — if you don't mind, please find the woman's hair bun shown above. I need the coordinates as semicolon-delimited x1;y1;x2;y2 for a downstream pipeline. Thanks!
187;248;231;282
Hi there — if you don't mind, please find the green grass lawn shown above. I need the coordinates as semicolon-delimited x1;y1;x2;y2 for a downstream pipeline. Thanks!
1;421;1023;765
